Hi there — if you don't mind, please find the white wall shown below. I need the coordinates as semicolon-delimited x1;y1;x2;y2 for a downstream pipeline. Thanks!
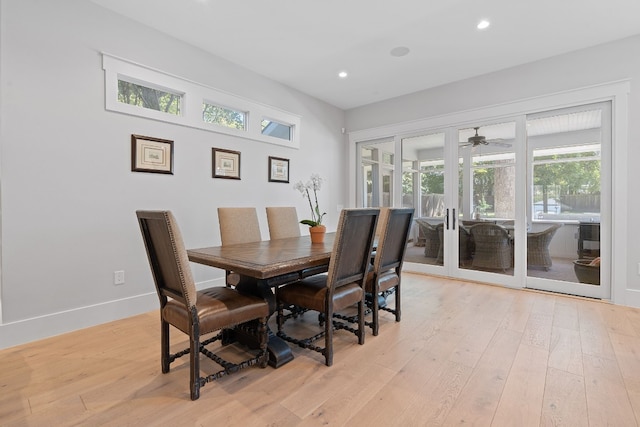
346;35;640;305
0;0;346;349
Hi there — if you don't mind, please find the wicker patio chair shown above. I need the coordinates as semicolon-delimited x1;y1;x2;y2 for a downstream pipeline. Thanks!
527;223;562;270
435;224;472;265
469;223;512;271
415;219;441;258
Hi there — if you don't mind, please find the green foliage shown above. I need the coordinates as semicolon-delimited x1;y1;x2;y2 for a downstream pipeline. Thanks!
534;157;600;195
118;81;180;114
203;104;245;129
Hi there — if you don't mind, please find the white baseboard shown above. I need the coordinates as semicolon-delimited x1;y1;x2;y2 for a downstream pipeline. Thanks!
0;278;220;351
622;288;640;309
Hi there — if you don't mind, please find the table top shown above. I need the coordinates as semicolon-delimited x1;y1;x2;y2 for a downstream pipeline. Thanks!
187;233;335;280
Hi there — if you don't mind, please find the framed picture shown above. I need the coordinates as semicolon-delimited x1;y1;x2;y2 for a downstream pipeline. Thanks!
212;148;241;179
131;134;173;174
268;156;290;183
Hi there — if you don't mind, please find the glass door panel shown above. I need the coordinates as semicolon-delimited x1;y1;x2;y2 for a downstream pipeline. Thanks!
525;103;610;299
401;131;446;270
357;139;394;208
458;122;517;276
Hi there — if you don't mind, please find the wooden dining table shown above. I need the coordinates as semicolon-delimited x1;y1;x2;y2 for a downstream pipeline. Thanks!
187;233;335;368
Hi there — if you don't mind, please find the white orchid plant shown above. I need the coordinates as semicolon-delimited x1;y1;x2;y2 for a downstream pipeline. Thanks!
294;174;326;227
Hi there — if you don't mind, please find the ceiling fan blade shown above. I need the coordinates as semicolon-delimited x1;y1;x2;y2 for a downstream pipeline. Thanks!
488;141;512;147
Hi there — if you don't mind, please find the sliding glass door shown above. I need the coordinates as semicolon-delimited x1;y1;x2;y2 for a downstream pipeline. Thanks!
456;121;519;285
524;102;611;299
357;138;395;208
354;100;612;300
400;131;447;274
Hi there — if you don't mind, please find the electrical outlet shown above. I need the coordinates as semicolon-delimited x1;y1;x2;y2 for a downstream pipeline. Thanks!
114;270;125;285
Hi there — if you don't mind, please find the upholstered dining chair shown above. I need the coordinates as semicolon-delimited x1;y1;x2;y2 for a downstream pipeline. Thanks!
218;207;262;287
469;223;512;271
276;208;379;366
266;206;300;240
364;208;413;335
266;206;329;280
136;210;269;400
527;223;562;270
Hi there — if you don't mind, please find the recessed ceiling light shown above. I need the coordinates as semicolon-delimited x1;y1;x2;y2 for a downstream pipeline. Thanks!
338;71;348;79
390;46;410;57
477;20;490;30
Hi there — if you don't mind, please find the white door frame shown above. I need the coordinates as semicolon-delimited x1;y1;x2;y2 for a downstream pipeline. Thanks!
347;80;629;304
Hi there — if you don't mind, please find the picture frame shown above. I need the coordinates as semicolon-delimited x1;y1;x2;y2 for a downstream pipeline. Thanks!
212;148;241;179
131;134;174;174
268;156;290;183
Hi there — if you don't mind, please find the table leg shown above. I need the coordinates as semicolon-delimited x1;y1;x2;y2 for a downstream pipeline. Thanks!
235;275;295;368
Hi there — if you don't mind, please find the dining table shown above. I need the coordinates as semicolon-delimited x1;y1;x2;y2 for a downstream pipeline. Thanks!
187;233;336;368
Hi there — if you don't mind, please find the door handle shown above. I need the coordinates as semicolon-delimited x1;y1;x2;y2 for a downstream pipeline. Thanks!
445;209;449;230
452;208;456;230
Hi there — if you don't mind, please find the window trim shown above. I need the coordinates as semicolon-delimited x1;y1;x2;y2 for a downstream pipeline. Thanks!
103;53;301;149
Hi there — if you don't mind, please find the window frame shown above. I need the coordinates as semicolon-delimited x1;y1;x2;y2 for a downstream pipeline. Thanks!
103;53;301;149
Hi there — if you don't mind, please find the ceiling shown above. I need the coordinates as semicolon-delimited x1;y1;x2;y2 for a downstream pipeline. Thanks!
90;0;640;110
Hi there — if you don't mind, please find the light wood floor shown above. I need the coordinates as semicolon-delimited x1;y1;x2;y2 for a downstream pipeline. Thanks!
2;273;640;426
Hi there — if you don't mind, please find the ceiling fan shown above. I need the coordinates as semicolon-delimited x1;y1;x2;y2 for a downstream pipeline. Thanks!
460;127;512;148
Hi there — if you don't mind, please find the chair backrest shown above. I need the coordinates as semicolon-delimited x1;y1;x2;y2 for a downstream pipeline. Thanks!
470;223;510;244
326;208;379;291
415;218;434;231
529;223;562;242
374;207;389;239
218;207;261;246
373;208;414;274
266;206;301;240
136;210;197;308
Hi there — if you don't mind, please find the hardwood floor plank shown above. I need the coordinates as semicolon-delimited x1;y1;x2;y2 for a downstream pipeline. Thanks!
552;299;580;331
442;329;521;425
608;330;640;422
548;326;584;376
582;353;637;426
492;343;548;427
398;360;473;426
541;367;588;426
599;303;639;337
578;303;617;360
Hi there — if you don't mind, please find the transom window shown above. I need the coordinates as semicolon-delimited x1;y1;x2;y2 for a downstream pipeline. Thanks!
118;78;182;115
103;54;301;148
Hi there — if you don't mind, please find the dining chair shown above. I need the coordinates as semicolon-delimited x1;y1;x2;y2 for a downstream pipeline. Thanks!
415;219;440;258
266;206;329;280
218;207;262;287
434;223;472;266
469;223;512;271
364;208;414;335
266;206;300;239
275;208;379;366
527;223;562;270
136;210;269;400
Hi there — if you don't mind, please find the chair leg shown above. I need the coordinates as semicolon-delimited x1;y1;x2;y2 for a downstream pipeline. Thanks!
161;319;170;373
372;285;380;336
189;309;201;401
395;284;401;322
190;333;200;401
325;310;333;367
357;299;365;345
